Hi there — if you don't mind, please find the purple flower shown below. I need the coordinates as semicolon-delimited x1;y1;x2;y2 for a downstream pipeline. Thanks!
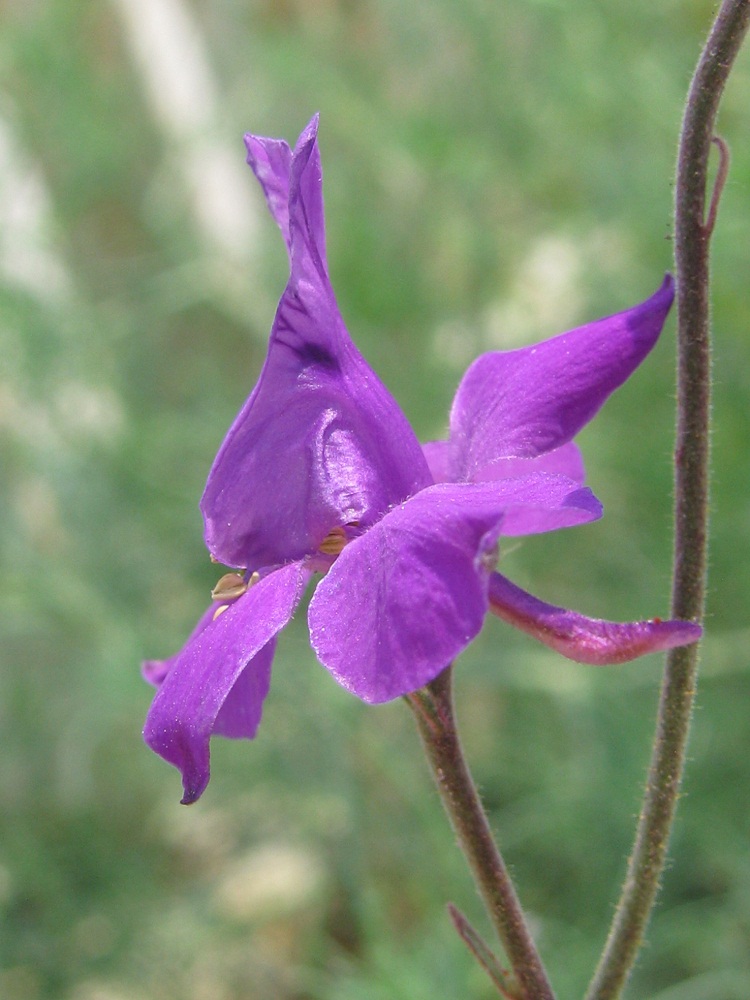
143;115;701;804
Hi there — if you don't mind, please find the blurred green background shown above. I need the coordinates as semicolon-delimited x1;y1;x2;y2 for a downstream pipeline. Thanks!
1;1;749;998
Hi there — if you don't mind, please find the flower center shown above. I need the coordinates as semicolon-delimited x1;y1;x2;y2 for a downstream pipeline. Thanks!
479;542;500;574
318;525;349;556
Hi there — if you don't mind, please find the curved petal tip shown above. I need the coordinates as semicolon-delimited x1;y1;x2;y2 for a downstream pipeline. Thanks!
489;572;702;665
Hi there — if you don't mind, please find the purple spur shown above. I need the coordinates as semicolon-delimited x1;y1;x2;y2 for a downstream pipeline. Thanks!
143;115;701;803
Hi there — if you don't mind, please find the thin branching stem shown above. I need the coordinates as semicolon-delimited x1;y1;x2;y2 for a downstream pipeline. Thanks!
447;904;518;999
406;668;556;1000
585;4;750;998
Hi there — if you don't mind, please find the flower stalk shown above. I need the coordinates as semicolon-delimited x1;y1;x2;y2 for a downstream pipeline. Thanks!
407;669;555;1000
585;4;750;998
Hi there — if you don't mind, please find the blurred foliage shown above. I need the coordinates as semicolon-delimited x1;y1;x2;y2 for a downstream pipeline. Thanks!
1;1;749;998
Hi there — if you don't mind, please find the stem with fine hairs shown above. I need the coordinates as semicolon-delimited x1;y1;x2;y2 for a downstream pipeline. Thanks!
585;4;750;998
406;668;555;1000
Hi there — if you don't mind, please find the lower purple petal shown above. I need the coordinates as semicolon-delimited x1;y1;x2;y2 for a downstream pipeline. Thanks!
143;561;310;803
213;640;276;739
310;479;594;703
309;484;506;703
488;572;702;664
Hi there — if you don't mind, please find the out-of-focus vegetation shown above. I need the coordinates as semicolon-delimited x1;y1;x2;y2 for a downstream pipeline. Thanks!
1;1;749;998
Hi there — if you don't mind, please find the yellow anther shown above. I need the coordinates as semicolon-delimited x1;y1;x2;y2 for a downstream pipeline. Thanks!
211;571;248;601
213;604;230;621
319;525;348;556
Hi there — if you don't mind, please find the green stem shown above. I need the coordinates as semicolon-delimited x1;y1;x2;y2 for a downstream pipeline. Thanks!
585;4;750;998
407;668;555;1000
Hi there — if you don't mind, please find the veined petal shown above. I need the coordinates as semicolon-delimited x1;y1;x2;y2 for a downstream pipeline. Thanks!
143;561;310;804
488;572;702;664
448;276;674;480
203;117;431;569
309;477;595;703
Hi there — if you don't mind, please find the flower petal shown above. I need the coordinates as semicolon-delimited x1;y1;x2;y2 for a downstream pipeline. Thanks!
447;276;674;480
245;114;328;271
212;641;276;739
422;439;451;483
488;571;702;664
143;604;218;688
474;441;586;486
143;561;310;804
495;476;601;536
309;477;596;703
423;439;585;486
202;117;430;569
243;132;294;251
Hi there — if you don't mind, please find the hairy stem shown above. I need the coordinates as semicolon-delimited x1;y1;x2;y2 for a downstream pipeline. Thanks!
447;904;518;999
407;668;555;1000
585;4;750;998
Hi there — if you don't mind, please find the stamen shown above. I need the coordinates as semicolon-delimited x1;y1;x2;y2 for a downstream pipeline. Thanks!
319;525;348;556
211;571;249;601
212;604;230;621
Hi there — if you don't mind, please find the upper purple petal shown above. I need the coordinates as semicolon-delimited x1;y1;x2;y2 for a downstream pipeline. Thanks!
488;571;702;664
243;132;294;251
202;116;431;569
446;276;674;481
143;561;310;803
244;114;328;275
309;477;597;703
